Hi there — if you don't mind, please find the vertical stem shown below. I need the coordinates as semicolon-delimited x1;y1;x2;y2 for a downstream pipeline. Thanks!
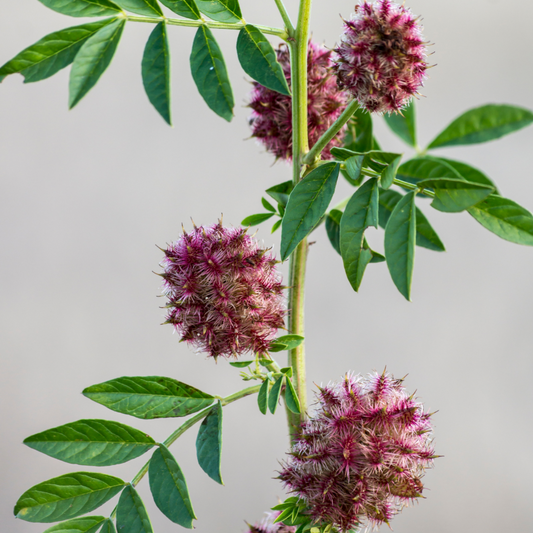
285;0;313;442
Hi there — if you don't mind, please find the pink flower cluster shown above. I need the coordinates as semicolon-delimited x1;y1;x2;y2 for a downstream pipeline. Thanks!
279;372;435;531
160;222;285;360
333;0;428;114
248;41;348;161
246;511;296;533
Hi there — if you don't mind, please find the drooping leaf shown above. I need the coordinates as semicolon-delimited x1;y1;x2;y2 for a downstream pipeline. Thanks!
384;100;417;147
196;0;242;23
268;376;284;414
112;0;162;16
159;0;201;19
23;419;156;466
237;25;289;95
142;22;172;125
384;191;417;300
38;0;122;17
196;401;223;484
0;18;116;84
284;378;301;414
280;163;340;260
429;156;498;192
325;208;343;254
274;335;304;351
417;178;493;213
116;485;153;533
266;180;293;207
257;379;269;415
262;197;276;212
69;17;125;108
342;154;366;186
427;104;533;149
99;519;116;533
82;376;215;419
468;195;533;246
340;178;379;291
379;153;402;189
344;108;373;152
190;26;234;121
379;189;445;252
149;445;196;528
14;472;125;523
42;516;106;533
241;212;275;226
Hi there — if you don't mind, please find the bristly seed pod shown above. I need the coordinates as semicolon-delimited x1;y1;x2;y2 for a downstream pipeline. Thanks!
248;41;348;161
160;222;285;360
279;371;436;531
333;0;429;114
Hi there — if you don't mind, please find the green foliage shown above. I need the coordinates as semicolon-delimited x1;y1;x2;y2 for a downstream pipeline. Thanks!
142;22;172;125
14;472;125;523
266;180;293;207
99;519;117;533
159;0;201;19
228;360;254;368
417;178;494;213
262;197;276;212
196;401;223;484
257;378;269;415
42;516;106;533
284;377;301;414
325;208;342;254
340;178;379;291
237;25;290;95
69;18;125;108
149;445;196;528
268;375;284;414
384;100;417;147
0;18;116;84
82;376;215;419
384;191;416;300
280;163;340;260
274;335;304;350
23;419;156;466
38;0;122;17
396;156;462;192
378;189;445;252
190;26;234;121
427;104;533;149
468;195;533;245
116;485;153;533
112;0;163;16
196;0;242;23
241;212;275;226
431;157;498;191
343;108;374;152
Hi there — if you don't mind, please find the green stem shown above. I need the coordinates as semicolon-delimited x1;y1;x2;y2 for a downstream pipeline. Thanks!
126;15;288;40
393;178;435;197
302;100;360;165
274;0;295;37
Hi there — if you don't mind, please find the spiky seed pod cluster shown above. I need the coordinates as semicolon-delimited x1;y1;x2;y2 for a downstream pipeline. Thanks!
246;511;296;533
248;41;348;161
160;222;285;360
279;372;436;532
333;0;428;114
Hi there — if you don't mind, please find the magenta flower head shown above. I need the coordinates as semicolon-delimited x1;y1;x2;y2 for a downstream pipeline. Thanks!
248;41;348;161
279;371;436;531
246;511;296;533
333;0;428;114
159;221;286;360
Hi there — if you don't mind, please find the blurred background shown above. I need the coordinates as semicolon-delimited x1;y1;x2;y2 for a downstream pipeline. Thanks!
1;0;532;532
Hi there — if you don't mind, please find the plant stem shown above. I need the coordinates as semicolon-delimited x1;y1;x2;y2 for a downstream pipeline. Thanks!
274;0;295;37
393;178;435;197
126;15;288;40
302;99;360;165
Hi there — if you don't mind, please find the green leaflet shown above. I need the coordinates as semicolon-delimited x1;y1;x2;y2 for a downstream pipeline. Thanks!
262;197;276;212
14;472;125;523
190;26;234;121
116;485;153;533
149;445;196;528
384;191;417;300
431;156;498;192
257;379;269;415
196;401;223;484
236;25;289;95
378;189;445;252
82;376;215;419
228;360;254;368
268;375;284;414
23;419;156;466
38;0;122;17
69;17;125;108
396;156;462;191
284;378;301;414
196;0;242;23
280;162;340;260
274;335;304;350
384;99;417;147
0;18;116;84
42;516;106;533
417;177;494;213
241;212;275;226
142;22;172;125
99;519;117;533
427;104;533;149
468;195;533;246
339;178;379;292
112;0;163;16
159;0;201;19
325;209;343;254
266;180;293;207
343;108;374;152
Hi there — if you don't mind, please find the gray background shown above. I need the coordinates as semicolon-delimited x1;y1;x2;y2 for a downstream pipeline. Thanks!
1;0;532;532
